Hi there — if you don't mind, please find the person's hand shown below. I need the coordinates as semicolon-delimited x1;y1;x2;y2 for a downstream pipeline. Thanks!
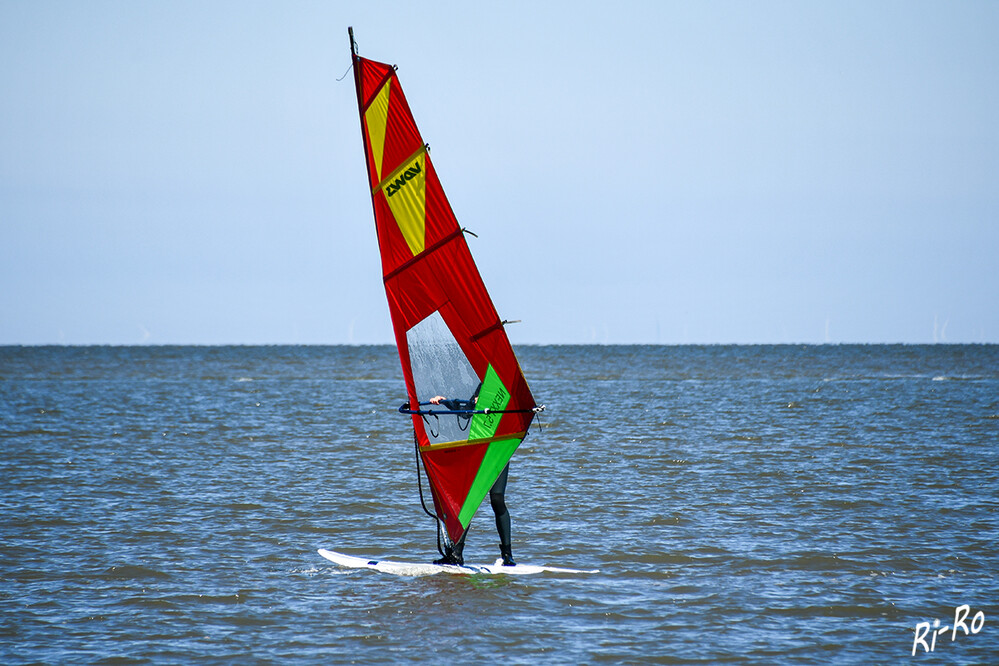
429;395;446;404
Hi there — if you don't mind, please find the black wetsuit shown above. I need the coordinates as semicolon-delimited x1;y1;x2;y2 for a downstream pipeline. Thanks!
490;463;512;548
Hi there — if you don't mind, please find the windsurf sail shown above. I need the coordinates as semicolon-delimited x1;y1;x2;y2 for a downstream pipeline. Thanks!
347;29;542;549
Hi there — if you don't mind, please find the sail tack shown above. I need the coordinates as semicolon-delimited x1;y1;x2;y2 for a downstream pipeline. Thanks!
349;38;538;546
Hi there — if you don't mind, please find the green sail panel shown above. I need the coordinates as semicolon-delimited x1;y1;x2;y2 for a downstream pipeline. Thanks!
469;364;510;440
458;364;518;528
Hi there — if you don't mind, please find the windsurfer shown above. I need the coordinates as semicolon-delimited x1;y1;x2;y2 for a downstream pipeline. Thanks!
428;389;516;567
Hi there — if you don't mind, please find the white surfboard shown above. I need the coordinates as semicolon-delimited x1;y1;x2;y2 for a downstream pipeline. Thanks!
318;548;598;576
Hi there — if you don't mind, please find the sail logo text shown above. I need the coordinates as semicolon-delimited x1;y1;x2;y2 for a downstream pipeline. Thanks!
478;387;509;433
911;604;985;656
385;161;422;197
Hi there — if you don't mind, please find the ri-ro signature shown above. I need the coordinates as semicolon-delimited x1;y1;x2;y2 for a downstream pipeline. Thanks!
912;604;985;656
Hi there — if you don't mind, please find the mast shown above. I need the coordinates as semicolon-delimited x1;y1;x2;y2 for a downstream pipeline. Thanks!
348;27;381;236
347;26;362;118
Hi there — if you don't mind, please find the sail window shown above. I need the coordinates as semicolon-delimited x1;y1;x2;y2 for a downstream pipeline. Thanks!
406;310;479;444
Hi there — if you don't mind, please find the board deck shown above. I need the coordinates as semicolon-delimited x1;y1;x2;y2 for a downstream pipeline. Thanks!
318;548;598;576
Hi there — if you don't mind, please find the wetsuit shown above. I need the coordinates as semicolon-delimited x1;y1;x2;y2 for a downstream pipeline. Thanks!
490;463;512;550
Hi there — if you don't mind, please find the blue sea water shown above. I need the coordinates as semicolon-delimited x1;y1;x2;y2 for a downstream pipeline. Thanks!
1;344;997;664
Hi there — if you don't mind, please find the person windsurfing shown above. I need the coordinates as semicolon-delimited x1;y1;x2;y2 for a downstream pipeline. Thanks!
427;387;516;567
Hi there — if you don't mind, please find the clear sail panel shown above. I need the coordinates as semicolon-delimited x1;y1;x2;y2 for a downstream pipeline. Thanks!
406;310;480;444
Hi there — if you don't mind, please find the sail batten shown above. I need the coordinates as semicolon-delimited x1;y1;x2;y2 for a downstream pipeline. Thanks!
419;432;530;452
349;30;538;546
361;69;395;113
382;227;465;283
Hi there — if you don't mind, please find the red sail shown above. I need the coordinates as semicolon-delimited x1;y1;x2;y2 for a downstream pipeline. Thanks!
350;41;537;545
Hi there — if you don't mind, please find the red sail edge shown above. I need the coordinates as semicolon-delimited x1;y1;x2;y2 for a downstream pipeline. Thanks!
349;35;537;546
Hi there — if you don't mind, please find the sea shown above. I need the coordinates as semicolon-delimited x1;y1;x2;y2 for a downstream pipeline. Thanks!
1;344;997;664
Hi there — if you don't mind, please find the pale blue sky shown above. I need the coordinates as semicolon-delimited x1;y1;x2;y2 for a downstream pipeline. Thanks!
2;1;997;344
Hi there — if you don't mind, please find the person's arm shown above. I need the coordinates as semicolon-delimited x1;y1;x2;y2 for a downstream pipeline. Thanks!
429;396;470;411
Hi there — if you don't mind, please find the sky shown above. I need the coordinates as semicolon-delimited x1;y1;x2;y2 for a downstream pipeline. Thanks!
1;1;997;345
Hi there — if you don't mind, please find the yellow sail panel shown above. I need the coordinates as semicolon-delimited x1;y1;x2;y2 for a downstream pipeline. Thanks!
364;79;391;182
382;151;427;256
